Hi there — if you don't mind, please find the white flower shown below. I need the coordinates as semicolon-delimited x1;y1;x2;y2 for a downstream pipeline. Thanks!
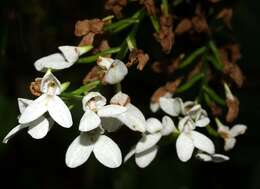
182;101;210;127
109;92;146;132
176;116;215;162
19;71;73;128
150;92;172;113
196;152;229;163
65;128;122;168
216;118;247;151
97;57;128;84
3;98;53;143
79;92;127;132
124;116;176;168
34;46;90;71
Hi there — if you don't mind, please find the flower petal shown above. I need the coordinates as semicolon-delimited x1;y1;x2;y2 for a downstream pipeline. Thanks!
196;153;212;162
48;96;73;128
224;138;236;151
115;104;146;132
27;117;51;139
58;46;80;63
161;116;177;136
79;109;101;132
195;117;210;127
135;133;161;153
97;105;127;117
146;118;163;134
65;133;95;168
2;124;28;143
82;92;106;111
104;59;128;84
176;133;194;162
211;154;230;162
159;97;182;116
124;146;136;162
135;145;158;168
97;56;114;70
18;98;33;114
150;102;159;113
19;94;48;124
230;124;247;137
93;135;122;168
40;71;62;95
34;53;72;71
191;131;215;154
101;117;122;132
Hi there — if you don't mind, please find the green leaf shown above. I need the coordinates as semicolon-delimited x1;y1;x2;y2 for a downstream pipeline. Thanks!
176;73;204;93
203;85;226;106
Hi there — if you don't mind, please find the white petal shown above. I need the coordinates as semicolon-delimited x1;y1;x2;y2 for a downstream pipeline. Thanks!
2;124;28;143
146;118;163;134
58;46;80;63
104;60;128;84
196;153;212;162
65;133;95;168
97;56;114;70
27;117;50;139
48;96;73;128
34;53;72;71
116;104;146;132
230;124;247;137
124;146;136;162
101;117;122;132
82;92;106;111
176;133;194;162
40;72;62;95
224;138;236;151
211;154;230;162
19;94;48;124
159;97;182;116
79;110;101;132
150;102;159;113
93;135;122;168
135;145;158;168
135;133;161;153
191;131;215;154
18;98;33;114
195;117;210;127
97;105;127;117
110;92;130;106
161;116;177;136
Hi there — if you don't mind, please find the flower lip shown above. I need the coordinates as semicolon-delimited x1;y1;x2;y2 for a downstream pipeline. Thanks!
40;72;62;96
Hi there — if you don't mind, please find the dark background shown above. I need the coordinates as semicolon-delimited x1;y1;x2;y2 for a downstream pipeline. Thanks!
0;0;259;189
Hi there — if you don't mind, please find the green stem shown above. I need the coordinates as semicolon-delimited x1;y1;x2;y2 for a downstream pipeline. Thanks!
161;0;169;15
176;73;204;93
150;15;160;32
206;125;219;137
71;80;100;95
208;41;224;70
104;18;140;33
179;46;207;69
78;47;121;64
202;85;226;106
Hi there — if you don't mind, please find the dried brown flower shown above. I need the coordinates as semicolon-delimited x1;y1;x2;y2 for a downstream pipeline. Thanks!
140;0;156;16
187;61;203;80
210;102;222;117
83;66;105;84
154;15;174;54
191;15;209;33
226;97;240;122
217;8;233;28
150;86;169;103
226;43;241;63
92;40;111;57
175;18;193;34
165;78;182;93
105;0;127;18
224;63;244;88
75;19;104;37
29;78;42;97
127;49;149;71
78;32;95;46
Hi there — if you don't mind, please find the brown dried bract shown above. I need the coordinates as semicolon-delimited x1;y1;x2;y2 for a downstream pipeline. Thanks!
78;32;95;46
29;78;42;97
217;8;233;28
165;78;182;93
150;86;169;103
83;66;105;84
154;15;174;54
127;49;149;71
175;18;193;35
92;40;111;57
140;0;156;16
226;97;240;122
105;0;127;18
75;19;104;37
191;15;209;33
210;102;222;117
226;43;241;63
224;63;244;88
151;61;164;73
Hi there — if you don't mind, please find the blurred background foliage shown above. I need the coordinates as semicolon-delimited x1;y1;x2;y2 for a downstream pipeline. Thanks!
0;0;260;189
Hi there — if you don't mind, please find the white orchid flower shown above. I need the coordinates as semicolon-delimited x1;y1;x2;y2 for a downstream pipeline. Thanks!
124;116;176;168
150;92;172;113
155;96;183;116
19;71;73;128
79;92;127;132
65;128;122;168
97;57;128;84
109;92;146;133
3;98;53;143
182;101;210;127
176;116;215;162
34;46;91;71
216;118;247;151
196;152;229;163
